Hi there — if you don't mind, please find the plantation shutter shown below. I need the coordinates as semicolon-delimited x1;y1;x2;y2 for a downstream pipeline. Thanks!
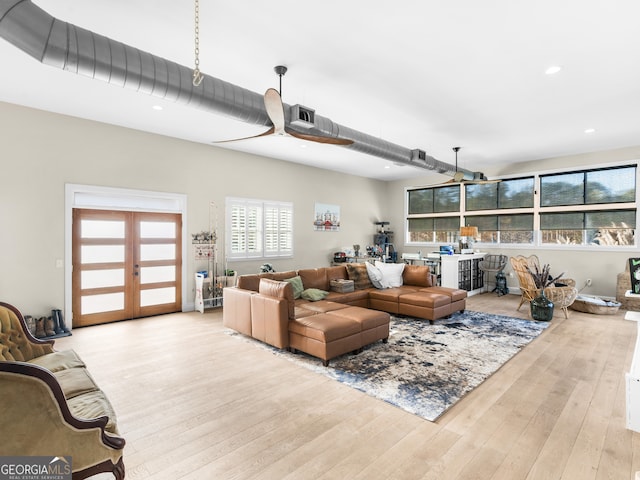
227;198;293;259
264;202;293;257
228;199;263;259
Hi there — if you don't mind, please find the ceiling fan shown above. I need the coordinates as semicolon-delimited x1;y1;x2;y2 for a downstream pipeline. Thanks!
215;66;353;145
426;147;499;187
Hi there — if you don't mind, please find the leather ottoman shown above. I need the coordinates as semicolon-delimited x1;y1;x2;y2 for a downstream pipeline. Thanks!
289;305;391;366
289;313;362;366
327;306;390;346
398;291;451;322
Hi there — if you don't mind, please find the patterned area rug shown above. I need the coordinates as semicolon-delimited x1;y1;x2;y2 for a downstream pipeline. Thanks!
228;311;548;421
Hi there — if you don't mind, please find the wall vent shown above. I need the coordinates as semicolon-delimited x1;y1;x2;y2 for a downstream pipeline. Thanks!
290;104;315;129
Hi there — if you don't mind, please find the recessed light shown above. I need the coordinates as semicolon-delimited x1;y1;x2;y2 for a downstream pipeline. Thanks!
152;105;163;111
584;128;596;134
384;165;391;169
545;65;562;75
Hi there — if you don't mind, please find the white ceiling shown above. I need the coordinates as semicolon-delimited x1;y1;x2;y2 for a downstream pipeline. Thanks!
1;0;639;181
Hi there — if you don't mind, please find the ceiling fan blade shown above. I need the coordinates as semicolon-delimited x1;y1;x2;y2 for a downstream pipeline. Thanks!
286;128;354;145
211;126;274;143
463;179;501;185
422;178;457;188
264;88;286;134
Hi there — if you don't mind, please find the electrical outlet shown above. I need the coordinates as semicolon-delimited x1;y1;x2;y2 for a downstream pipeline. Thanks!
586;278;592;287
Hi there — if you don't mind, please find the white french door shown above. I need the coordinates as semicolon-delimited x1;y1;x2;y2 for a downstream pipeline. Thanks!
72;209;182;326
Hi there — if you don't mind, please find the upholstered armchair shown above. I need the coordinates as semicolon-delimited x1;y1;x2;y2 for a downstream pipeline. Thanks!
509;255;578;319
0;302;125;479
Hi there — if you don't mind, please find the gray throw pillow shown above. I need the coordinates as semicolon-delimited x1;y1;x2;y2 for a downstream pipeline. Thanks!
285;276;304;299
301;288;329;301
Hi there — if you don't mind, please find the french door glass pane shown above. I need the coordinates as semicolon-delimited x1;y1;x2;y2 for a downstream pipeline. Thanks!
140;266;175;284
140;287;176;306
140;221;176;238
140;244;175;261
81;245;125;263
82;293;124;314
81;220;125;238
81;269;125;289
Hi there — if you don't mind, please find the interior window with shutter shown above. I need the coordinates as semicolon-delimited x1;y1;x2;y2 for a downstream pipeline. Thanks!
227;198;293;260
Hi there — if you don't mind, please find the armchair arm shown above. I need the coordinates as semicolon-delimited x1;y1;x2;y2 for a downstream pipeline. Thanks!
0;362;125;478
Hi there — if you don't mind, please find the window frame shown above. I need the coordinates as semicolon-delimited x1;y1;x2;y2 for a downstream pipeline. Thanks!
226;197;294;260
405;162;638;251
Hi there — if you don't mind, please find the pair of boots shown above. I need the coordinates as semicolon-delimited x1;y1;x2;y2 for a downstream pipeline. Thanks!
31;309;69;338
51;309;69;335
34;316;53;338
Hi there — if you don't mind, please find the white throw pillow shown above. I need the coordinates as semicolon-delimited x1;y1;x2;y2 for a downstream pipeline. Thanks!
365;262;385;289
375;261;405;288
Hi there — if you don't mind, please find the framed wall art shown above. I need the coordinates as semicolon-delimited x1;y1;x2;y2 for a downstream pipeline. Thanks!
314;203;340;232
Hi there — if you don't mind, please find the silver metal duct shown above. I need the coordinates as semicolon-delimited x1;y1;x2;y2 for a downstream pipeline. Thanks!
0;0;479;179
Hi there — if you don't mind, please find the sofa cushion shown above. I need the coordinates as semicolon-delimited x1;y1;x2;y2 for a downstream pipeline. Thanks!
237;273;273;292
326;266;348;282
345;263;374;290
403;264;433;287
375;261;405;287
298;268;329;290
369;286;419;302
66;389;119;435
53;367;100;400
285;276;304;299
296;300;349;314
271;270;297;281
294;306;318;319
399;292;450;309
325;290;370;306
259;278;295;321
423;286;467;302
327;306;390;330
301;288;329;301
289;314;361;343
28;349;85;373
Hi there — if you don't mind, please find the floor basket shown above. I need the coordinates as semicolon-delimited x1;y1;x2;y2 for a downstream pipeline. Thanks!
569;295;621;315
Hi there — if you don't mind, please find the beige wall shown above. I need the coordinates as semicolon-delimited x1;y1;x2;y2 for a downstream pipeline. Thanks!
386;146;640;298
0;101;387;319
2;100;638;320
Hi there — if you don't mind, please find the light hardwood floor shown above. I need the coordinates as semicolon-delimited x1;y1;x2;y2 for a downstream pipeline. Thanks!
55;293;640;480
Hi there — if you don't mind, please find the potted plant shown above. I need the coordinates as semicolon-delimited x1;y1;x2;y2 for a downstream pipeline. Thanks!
526;263;564;321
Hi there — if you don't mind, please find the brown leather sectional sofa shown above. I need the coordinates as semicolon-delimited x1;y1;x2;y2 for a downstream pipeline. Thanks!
223;263;466;365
